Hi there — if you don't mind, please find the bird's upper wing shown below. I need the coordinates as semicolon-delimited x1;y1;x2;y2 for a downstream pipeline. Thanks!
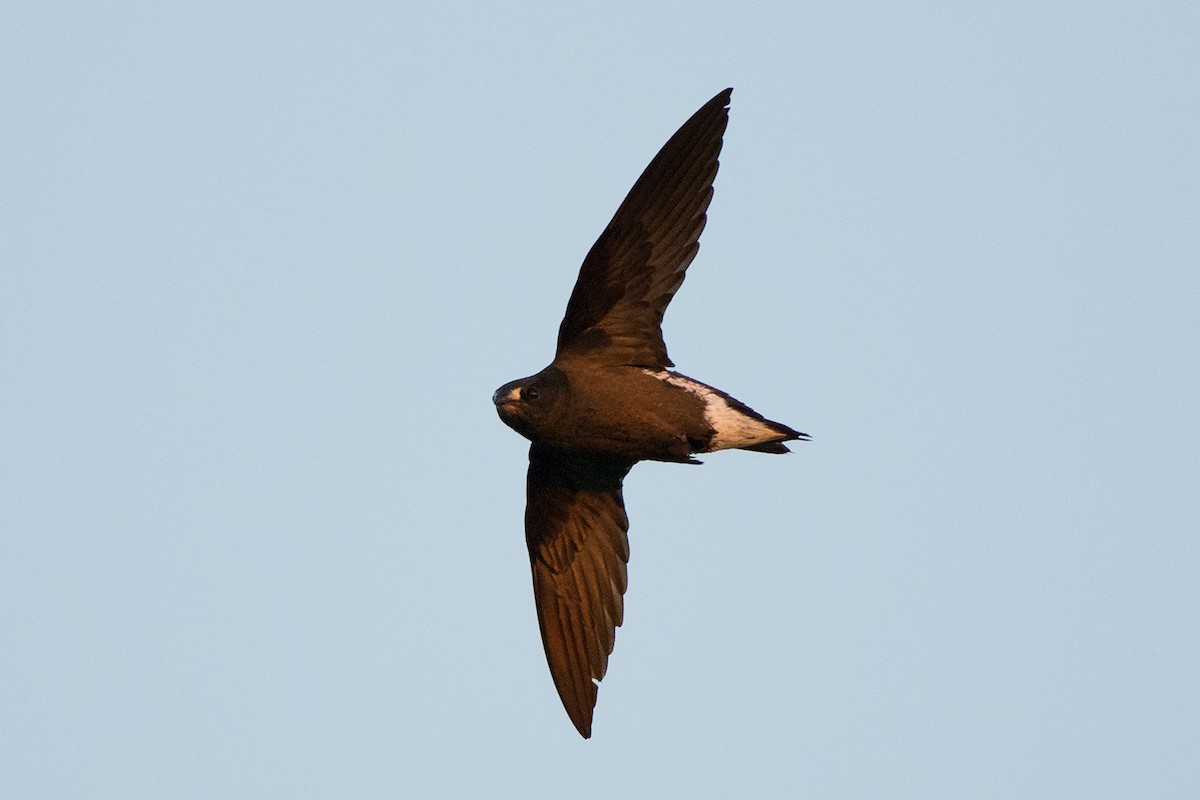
525;444;635;738
555;88;732;368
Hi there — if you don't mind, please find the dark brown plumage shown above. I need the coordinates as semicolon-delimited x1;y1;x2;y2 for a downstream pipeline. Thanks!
493;88;808;738
556;90;727;368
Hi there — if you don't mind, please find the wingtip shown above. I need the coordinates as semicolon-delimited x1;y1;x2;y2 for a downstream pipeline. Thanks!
570;710;594;739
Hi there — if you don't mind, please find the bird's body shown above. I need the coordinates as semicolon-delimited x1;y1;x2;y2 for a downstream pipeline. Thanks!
495;363;799;462
493;88;808;738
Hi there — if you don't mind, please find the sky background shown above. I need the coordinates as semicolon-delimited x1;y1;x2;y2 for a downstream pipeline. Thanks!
2;2;1198;798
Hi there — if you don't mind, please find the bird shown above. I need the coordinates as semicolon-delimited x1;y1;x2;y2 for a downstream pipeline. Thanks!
492;87;808;738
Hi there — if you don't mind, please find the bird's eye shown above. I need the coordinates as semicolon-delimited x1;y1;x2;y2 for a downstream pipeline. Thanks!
522;386;540;401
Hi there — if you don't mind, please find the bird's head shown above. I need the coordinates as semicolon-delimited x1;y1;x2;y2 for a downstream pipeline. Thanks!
492;366;568;442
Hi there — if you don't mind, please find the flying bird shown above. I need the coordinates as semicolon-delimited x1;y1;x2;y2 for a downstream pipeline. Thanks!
493;88;808;738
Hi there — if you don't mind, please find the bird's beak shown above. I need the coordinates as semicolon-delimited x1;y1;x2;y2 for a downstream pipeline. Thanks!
492;385;520;407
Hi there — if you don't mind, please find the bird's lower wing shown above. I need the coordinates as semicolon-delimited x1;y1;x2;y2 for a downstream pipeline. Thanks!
525;444;635;738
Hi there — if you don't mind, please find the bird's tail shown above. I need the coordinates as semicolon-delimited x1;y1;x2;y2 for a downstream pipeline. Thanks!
701;388;809;454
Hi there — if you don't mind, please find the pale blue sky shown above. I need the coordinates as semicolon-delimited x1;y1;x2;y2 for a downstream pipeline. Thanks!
2;3;1198;798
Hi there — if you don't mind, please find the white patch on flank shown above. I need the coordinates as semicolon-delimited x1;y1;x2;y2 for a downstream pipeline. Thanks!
643;369;782;451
